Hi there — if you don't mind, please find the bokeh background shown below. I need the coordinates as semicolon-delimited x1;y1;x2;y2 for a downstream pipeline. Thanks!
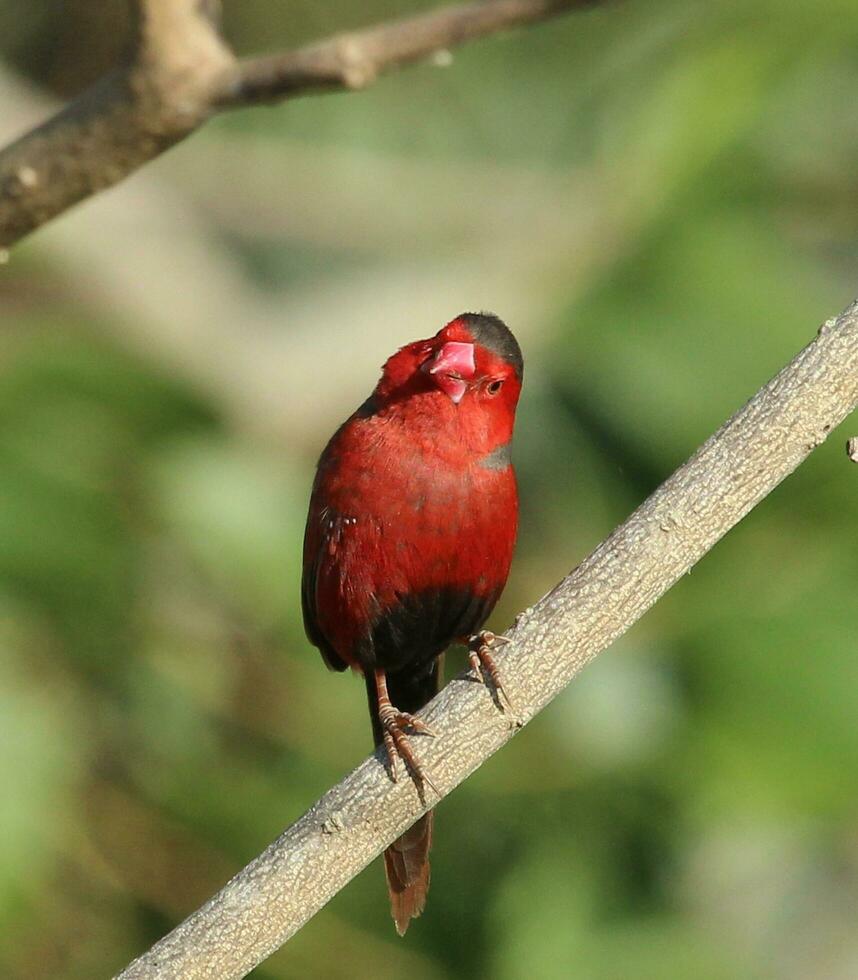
1;1;858;977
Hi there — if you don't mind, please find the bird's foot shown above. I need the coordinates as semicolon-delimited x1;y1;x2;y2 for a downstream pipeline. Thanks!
375;672;437;796
467;630;512;709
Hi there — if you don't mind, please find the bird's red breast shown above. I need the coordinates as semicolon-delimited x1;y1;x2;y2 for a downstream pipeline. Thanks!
302;313;522;677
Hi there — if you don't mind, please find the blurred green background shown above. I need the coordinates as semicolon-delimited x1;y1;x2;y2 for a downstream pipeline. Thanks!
1;1;857;977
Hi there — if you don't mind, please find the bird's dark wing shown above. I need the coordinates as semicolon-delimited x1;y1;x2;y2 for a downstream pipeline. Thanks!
301;502;349;672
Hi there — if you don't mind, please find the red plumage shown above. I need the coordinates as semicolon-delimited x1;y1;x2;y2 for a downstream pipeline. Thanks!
301;312;523;934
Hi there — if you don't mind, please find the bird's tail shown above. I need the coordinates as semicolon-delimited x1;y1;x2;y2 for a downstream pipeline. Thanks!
384;810;433;935
366;656;442;935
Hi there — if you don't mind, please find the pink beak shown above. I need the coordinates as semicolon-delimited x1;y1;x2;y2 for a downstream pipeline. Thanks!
426;341;475;404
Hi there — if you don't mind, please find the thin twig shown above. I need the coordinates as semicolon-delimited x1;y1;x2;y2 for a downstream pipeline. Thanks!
220;0;604;105
117;303;858;979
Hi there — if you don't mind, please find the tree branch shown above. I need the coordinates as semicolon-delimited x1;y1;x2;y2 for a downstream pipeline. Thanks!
220;0;603;105
0;0;603;250
116;305;858;980
0;0;235;251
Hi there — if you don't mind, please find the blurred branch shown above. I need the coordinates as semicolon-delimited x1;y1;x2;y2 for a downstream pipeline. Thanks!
118;305;858;980
0;0;234;250
221;0;603;105
0;0;603;250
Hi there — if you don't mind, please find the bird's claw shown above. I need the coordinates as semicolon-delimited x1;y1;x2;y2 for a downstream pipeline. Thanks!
378;705;438;797
382;730;399;783
468;630;513;709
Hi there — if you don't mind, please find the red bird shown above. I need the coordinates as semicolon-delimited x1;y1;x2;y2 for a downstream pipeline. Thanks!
301;312;523;934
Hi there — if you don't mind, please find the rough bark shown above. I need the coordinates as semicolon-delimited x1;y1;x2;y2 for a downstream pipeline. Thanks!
116;304;858;979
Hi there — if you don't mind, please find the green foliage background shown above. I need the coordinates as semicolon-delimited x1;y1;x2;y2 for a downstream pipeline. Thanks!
1;2;857;977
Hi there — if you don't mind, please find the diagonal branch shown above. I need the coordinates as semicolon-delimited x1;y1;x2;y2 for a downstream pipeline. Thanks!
0;0;604;250
220;0;604;105
117;304;858;980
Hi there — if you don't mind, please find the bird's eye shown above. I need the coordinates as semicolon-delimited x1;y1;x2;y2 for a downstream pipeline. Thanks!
486;379;503;396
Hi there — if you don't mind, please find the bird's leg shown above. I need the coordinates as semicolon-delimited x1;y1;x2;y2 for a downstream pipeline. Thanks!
374;669;436;790
466;631;512;709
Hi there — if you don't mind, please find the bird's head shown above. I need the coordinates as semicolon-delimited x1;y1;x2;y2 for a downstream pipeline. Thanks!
375;313;523;425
